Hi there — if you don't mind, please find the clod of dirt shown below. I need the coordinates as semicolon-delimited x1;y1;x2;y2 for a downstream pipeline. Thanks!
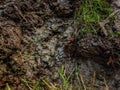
1;0;48;30
64;34;120;65
49;0;78;17
112;0;120;8
0;17;22;59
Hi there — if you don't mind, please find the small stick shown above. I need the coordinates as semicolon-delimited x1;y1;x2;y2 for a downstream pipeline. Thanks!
99;9;120;36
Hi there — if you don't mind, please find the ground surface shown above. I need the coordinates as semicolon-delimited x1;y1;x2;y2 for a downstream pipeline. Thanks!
0;0;120;90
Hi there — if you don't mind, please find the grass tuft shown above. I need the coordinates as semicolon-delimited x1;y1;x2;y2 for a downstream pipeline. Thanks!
21;78;40;90
74;0;113;34
5;83;11;90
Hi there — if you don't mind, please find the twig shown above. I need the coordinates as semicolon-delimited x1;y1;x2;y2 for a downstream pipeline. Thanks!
99;9;120;36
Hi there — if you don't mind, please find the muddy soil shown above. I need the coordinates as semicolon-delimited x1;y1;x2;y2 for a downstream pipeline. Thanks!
0;0;120;90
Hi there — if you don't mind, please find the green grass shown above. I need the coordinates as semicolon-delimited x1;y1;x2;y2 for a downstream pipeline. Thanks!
42;65;80;90
58;65;73;89
74;0;113;34
5;83;11;90
17;65;110;90
21;78;40;90
42;65;95;90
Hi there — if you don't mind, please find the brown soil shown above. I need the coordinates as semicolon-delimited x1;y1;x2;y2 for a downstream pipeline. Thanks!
64;34;120;65
0;0;120;90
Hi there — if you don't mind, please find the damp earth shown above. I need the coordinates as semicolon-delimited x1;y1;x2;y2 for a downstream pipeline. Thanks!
0;0;120;90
